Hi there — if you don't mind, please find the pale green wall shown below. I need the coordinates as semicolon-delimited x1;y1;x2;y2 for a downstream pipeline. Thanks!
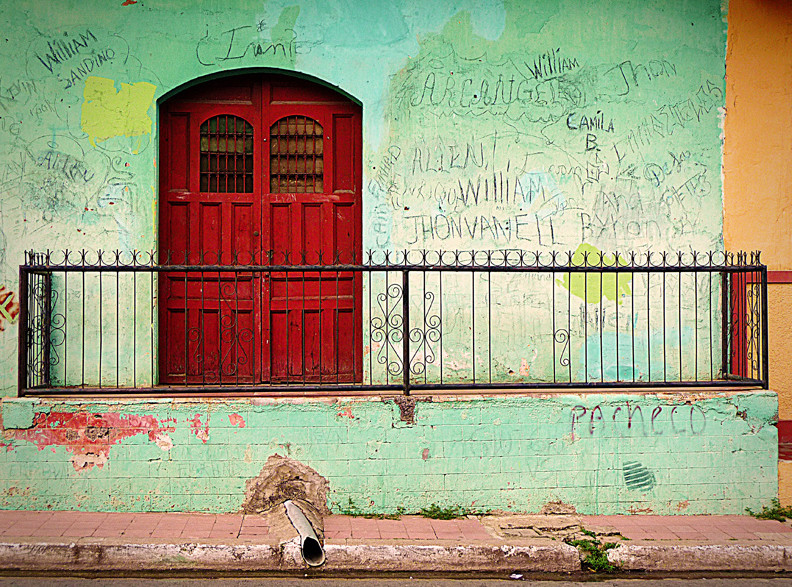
0;0;727;393
0;392;776;514
0;1;753;515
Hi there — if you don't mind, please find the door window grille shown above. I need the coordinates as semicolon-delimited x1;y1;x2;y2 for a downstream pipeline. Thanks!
270;116;324;193
200;115;254;193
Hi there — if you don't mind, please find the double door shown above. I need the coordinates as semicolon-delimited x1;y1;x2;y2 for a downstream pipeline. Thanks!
158;75;362;385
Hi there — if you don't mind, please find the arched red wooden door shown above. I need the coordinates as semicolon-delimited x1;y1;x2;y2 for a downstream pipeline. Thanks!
158;74;362;385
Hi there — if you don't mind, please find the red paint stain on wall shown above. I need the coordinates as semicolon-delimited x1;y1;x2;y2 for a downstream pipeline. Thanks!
187;414;210;443
337;406;355;419
6;412;176;471
122;0;138;5
228;413;246;428
0;286;19;332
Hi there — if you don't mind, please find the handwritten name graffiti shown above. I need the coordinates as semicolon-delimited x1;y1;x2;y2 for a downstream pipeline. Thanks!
62;51;116;90
382;33;723;251
526;48;580;80
612;80;723;162
570;403;706;439
0;79;38;114
371;145;402;195
38;149;96;183
567;110;614;133
404;69;584;123
29;29;118;90
196;22;298;66
643;150;691;187
0;286;19;332
392;44;586;124
0;135;118;221
400;212;557;246
35;30;98;73
607;59;677;97
392;168;565;213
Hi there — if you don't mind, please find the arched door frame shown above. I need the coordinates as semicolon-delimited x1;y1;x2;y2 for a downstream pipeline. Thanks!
157;71;362;386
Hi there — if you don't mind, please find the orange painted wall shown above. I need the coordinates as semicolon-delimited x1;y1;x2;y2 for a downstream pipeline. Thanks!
724;0;792;269
725;0;792;500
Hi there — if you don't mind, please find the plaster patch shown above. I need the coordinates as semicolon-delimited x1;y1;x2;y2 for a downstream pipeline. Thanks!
1;400;37;429
242;454;330;517
80;76;156;147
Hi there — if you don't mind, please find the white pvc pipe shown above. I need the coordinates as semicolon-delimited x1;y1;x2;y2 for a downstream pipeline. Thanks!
284;499;326;567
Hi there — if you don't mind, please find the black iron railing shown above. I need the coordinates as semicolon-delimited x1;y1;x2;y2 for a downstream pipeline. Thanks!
18;249;768;395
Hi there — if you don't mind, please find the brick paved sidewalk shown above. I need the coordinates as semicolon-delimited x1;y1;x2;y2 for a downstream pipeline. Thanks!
2;510;792;573
0;510;791;543
586;514;792;542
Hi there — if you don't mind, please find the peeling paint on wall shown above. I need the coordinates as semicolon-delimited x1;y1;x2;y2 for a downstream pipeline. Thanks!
187;413;210;443
80;76;156;148
3;412;175;471
229;413;246;428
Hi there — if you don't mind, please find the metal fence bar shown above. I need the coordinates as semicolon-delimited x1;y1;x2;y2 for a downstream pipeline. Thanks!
17;249;769;396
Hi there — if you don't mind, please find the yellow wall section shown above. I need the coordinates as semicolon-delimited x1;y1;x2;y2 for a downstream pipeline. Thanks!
769;285;792;417
724;0;792;269
725;0;792;502
80;76;156;148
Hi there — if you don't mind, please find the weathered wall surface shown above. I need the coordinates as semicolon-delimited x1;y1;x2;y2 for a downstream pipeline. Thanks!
0;392;776;514
0;0;728;394
722;0;792;501
0;1;764;515
724;0;792;271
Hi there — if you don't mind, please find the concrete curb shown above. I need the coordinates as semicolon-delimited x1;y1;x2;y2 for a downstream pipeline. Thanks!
608;543;792;572
3;539;792;573
320;543;581;572
0;540;580;573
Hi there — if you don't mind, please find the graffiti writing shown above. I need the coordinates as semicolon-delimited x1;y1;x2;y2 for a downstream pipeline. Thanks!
607;59;677;96
525;48;580;80
400;212;557;246
196;24;298;66
570;402;706;438
0;286;19;332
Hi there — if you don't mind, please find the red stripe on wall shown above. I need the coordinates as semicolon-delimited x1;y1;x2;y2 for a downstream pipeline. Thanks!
769;271;792;284
778;420;792;461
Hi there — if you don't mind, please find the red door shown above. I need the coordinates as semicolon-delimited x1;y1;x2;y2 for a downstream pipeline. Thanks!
159;75;362;385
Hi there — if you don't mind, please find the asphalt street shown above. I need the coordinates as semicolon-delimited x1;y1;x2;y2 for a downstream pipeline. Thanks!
2;577;792;586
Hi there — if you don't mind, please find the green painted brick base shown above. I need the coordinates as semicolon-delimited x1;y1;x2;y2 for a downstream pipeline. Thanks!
0;391;777;515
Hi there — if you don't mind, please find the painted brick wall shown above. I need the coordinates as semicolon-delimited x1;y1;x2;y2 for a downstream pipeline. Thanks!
0;391;777;515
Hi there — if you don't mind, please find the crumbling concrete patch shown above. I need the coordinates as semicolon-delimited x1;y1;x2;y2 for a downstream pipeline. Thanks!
241;454;329;537
483;512;623;543
540;500;577;515
392;395;432;424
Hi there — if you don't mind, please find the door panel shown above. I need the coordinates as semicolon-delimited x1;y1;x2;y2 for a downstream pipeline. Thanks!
160;75;361;386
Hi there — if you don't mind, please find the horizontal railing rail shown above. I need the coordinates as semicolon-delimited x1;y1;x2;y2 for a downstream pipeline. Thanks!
18;249;768;395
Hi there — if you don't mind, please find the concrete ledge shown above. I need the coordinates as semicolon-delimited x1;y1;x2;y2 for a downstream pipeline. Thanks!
0;542;282;571
0;540;580;573
608;544;792;571
320;542;581;573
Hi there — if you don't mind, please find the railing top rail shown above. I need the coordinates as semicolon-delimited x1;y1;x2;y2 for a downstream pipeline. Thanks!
22;249;766;271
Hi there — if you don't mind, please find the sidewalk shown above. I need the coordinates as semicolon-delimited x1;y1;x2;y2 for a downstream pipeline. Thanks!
1;509;792;574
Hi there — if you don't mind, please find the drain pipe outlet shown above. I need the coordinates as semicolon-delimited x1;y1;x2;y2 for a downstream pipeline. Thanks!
284;500;326;567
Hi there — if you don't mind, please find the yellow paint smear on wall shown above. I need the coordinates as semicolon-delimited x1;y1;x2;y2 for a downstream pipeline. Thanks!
81;76;156;147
